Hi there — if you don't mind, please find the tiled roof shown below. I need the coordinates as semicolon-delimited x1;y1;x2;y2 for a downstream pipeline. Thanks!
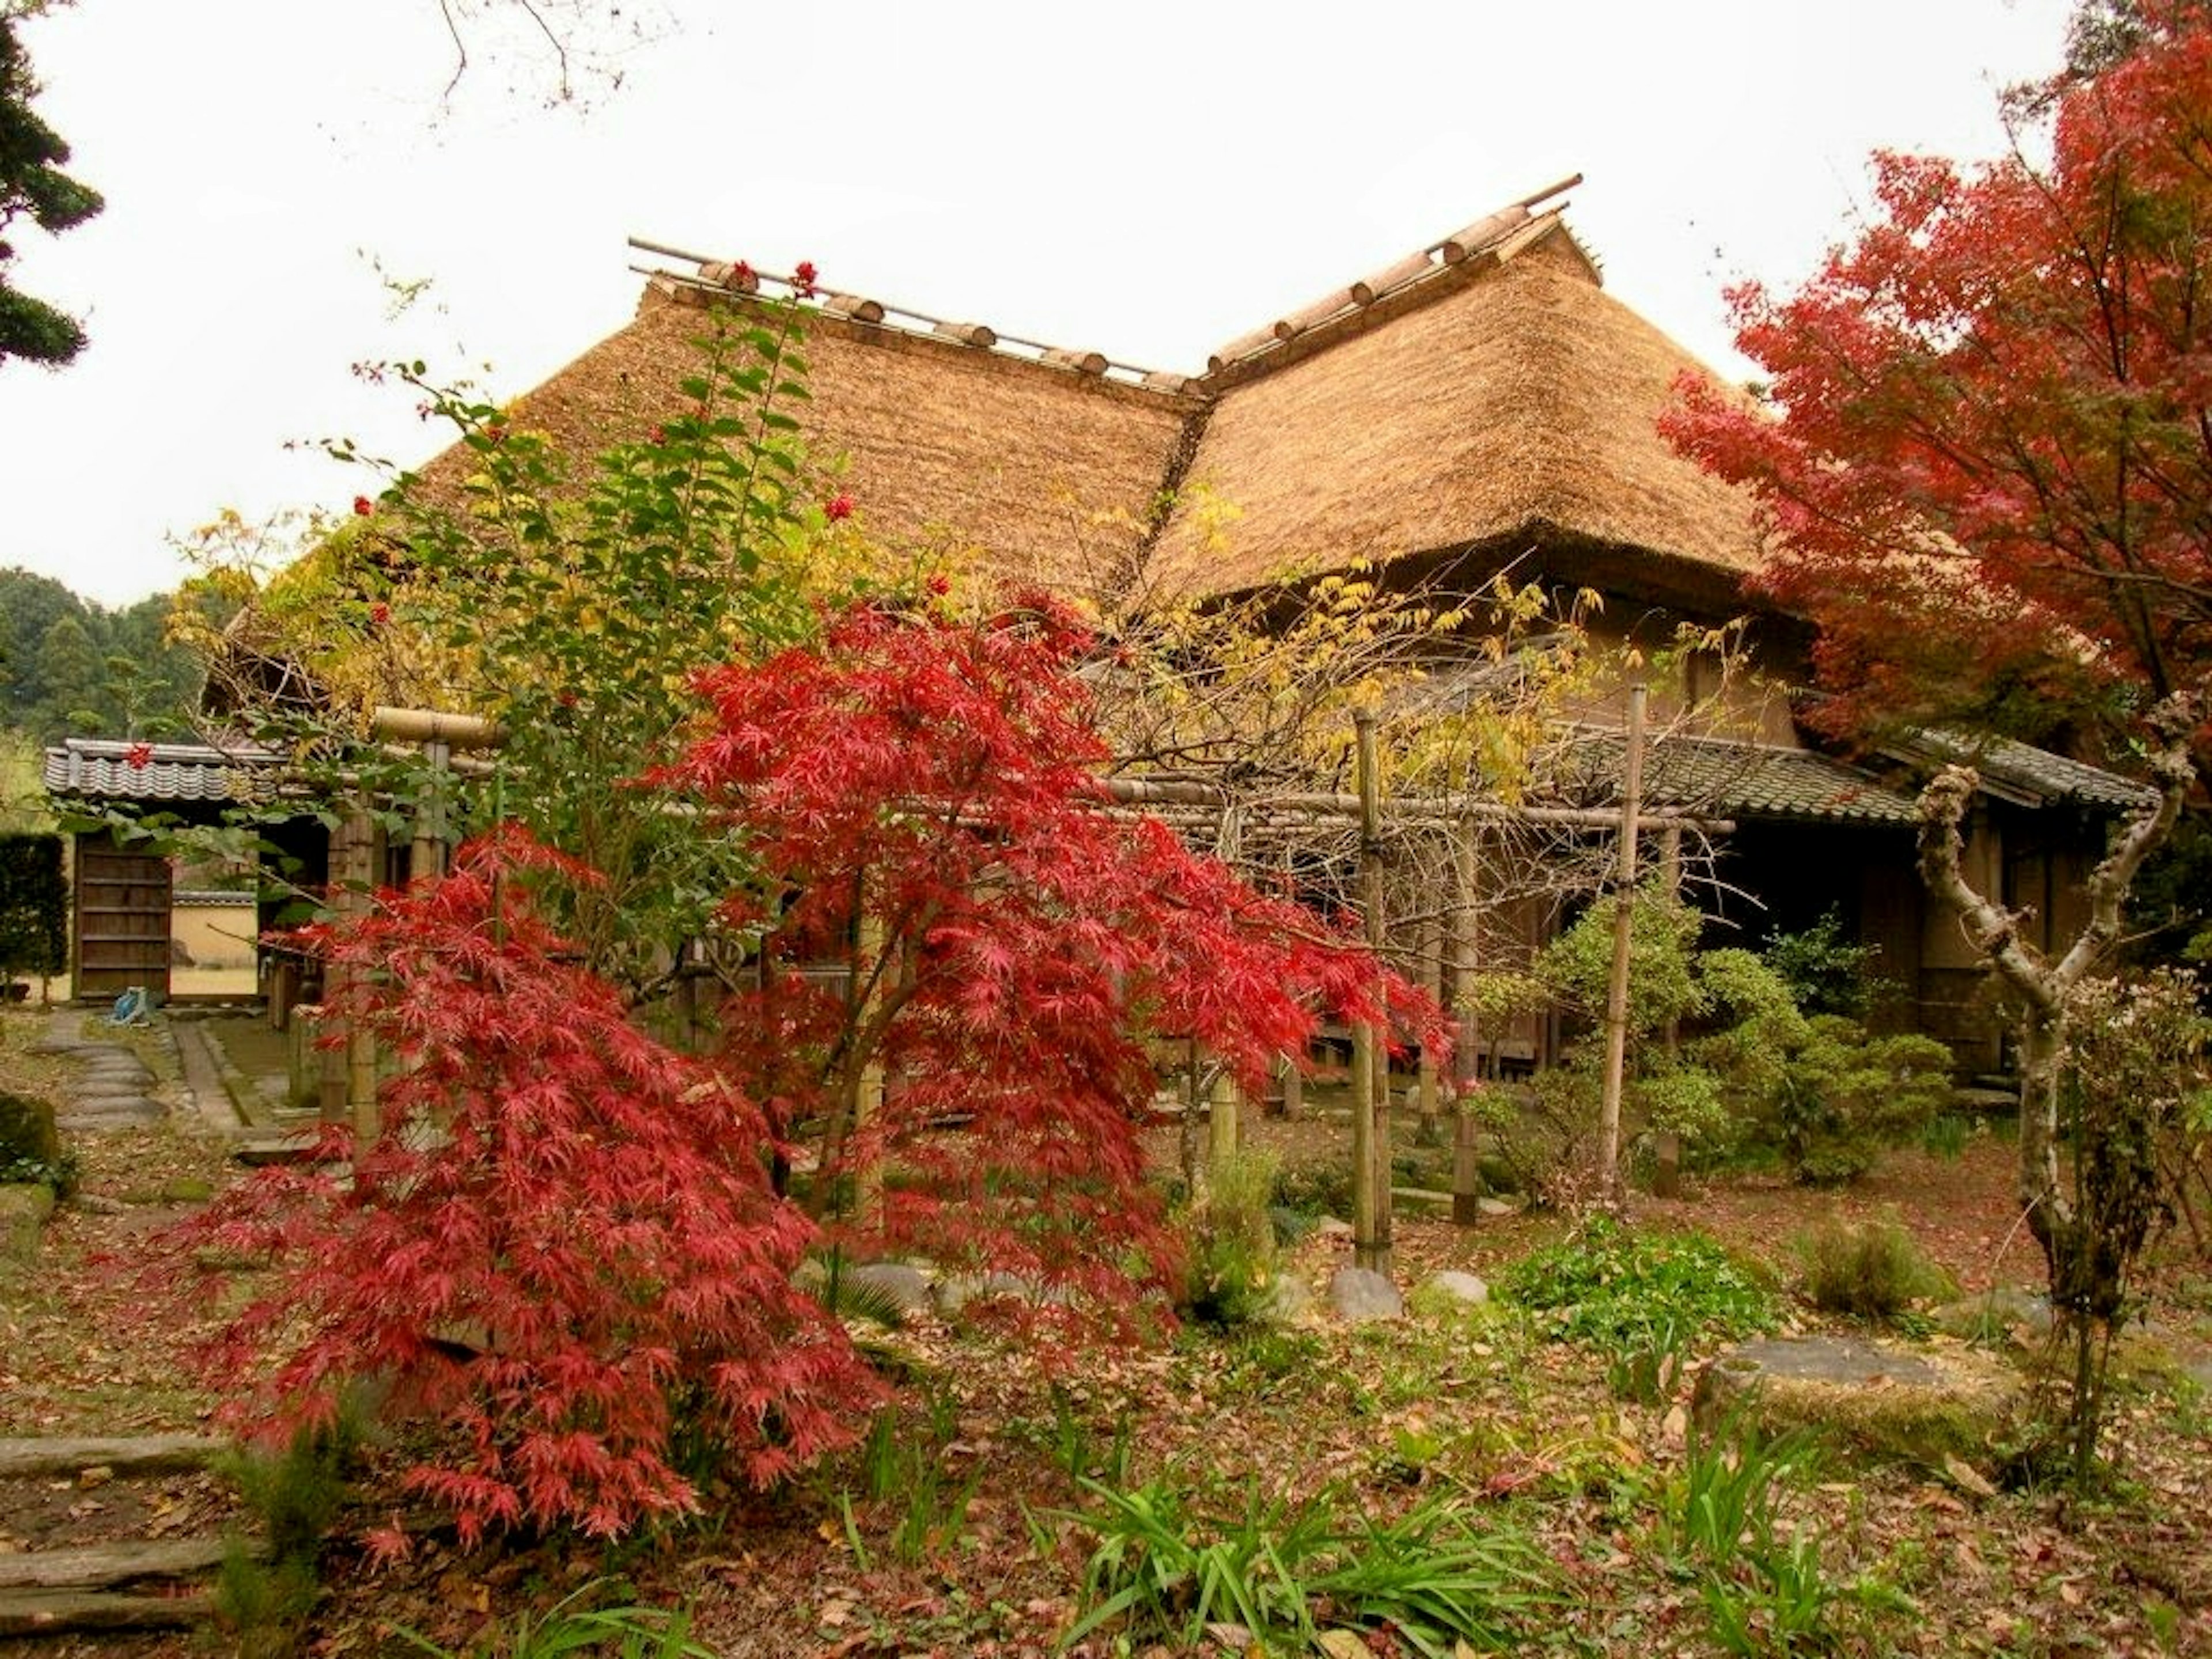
1543;734;1920;826
1884;732;2158;812
43;738;283;804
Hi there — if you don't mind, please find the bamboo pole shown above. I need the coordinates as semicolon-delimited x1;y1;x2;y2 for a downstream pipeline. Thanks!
1415;907;1442;1147
1351;711;1392;1276
1449;813;1484;1227
1597;684;1647;1214
853;900;885;1236
1654;824;1685;1201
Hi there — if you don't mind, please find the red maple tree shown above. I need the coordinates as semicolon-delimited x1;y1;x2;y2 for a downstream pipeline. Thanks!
183;595;1440;1542
662;593;1446;1309
183;830;875;1544
1664;2;2212;758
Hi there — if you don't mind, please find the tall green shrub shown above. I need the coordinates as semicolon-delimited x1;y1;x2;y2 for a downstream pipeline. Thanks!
0;832;66;988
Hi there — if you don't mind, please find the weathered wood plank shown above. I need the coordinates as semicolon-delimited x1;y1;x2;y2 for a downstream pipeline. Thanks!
0;1586;214;1635
0;1434;225;1479
0;1535;245;1591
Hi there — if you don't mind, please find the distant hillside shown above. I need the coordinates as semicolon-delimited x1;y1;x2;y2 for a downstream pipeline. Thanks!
0;566;231;743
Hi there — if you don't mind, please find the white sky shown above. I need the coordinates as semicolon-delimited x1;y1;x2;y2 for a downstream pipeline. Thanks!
2;0;2075;609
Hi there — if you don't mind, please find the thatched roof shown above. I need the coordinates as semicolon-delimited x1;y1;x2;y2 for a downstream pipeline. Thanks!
430;184;1759;615
430;277;1202;603
1144;222;1761;608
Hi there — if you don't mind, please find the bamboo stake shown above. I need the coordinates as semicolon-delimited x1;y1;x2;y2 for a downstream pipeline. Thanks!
1597;684;1647;1214
854;900;885;1236
1352;711;1392;1276
1450;813;1484;1226
1654;825;1684;1201
1416;908;1442;1146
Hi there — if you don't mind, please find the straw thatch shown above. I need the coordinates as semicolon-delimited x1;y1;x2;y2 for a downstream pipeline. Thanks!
419;280;1202;603
415;192;1755;619
1143;224;1761;608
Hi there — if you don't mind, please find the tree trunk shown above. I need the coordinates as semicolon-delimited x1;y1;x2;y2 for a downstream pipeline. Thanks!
1914;694;2194;1288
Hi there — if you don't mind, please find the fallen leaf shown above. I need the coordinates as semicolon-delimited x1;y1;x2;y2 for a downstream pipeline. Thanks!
1942;1455;1998;1499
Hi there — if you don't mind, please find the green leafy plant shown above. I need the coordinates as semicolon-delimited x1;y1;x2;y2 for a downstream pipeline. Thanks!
1797;1214;1957;1320
392;1580;717;1658
1501;1215;1777;1368
1668;1416;1832;1656
1060;1475;1556;1656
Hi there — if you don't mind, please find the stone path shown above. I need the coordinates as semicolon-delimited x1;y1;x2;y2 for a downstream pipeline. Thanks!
24;1010;175;1132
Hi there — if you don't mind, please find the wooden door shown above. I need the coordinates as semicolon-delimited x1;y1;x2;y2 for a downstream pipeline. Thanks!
73;832;172;1002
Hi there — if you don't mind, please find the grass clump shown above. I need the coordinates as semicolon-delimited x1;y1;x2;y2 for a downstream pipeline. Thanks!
212;1392;370;1657
1061;1475;1558;1654
1181;1149;1280;1327
1798;1214;1957;1320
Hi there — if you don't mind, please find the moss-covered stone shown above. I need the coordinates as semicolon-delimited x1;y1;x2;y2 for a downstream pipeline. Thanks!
0;1181;55;1264
0;1088;60;1172
1693;1334;2022;1472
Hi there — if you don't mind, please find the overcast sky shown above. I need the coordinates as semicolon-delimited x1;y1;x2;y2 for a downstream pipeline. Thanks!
2;0;2076;609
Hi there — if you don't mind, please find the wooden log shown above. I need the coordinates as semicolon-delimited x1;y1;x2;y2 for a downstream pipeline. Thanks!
695;259;760;293
1278;287;1358;336
1440;206;1527;264
1352;251;1436;304
933;320;997;348
0;1537;250;1592
0;1435;224;1479
1140;370;1196;395
1207;324;1281;373
822;293;886;323
0;1588;215;1637
1039;347;1109;376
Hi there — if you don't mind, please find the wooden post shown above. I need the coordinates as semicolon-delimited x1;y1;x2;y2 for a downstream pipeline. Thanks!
1654;824;1685;1200
1597;683;1647;1214
1179;1037;1201;1190
1207;1064;1240;1171
1449;813;1484;1226
1415;907;1443;1147
1275;1051;1303;1120
853;899;885;1236
1351;711;1392;1276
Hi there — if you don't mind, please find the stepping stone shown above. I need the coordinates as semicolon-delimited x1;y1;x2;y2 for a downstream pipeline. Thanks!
1414;1270;1490;1309
0;1434;225;1479
1328;1266;1404;1324
0;1588;215;1636
57;1101;166;1130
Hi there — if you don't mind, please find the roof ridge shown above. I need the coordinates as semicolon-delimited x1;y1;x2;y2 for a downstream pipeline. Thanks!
626;239;1203;400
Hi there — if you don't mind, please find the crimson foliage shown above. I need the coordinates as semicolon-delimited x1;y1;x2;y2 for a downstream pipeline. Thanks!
184;830;872;1543
661;594;1446;1306
185;597;1438;1544
1664;3;2212;755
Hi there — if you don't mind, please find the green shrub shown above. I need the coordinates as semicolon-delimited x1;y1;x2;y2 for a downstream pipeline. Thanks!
1271;1160;1351;1220
1501;1217;1778;1364
1797;1215;1957;1319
